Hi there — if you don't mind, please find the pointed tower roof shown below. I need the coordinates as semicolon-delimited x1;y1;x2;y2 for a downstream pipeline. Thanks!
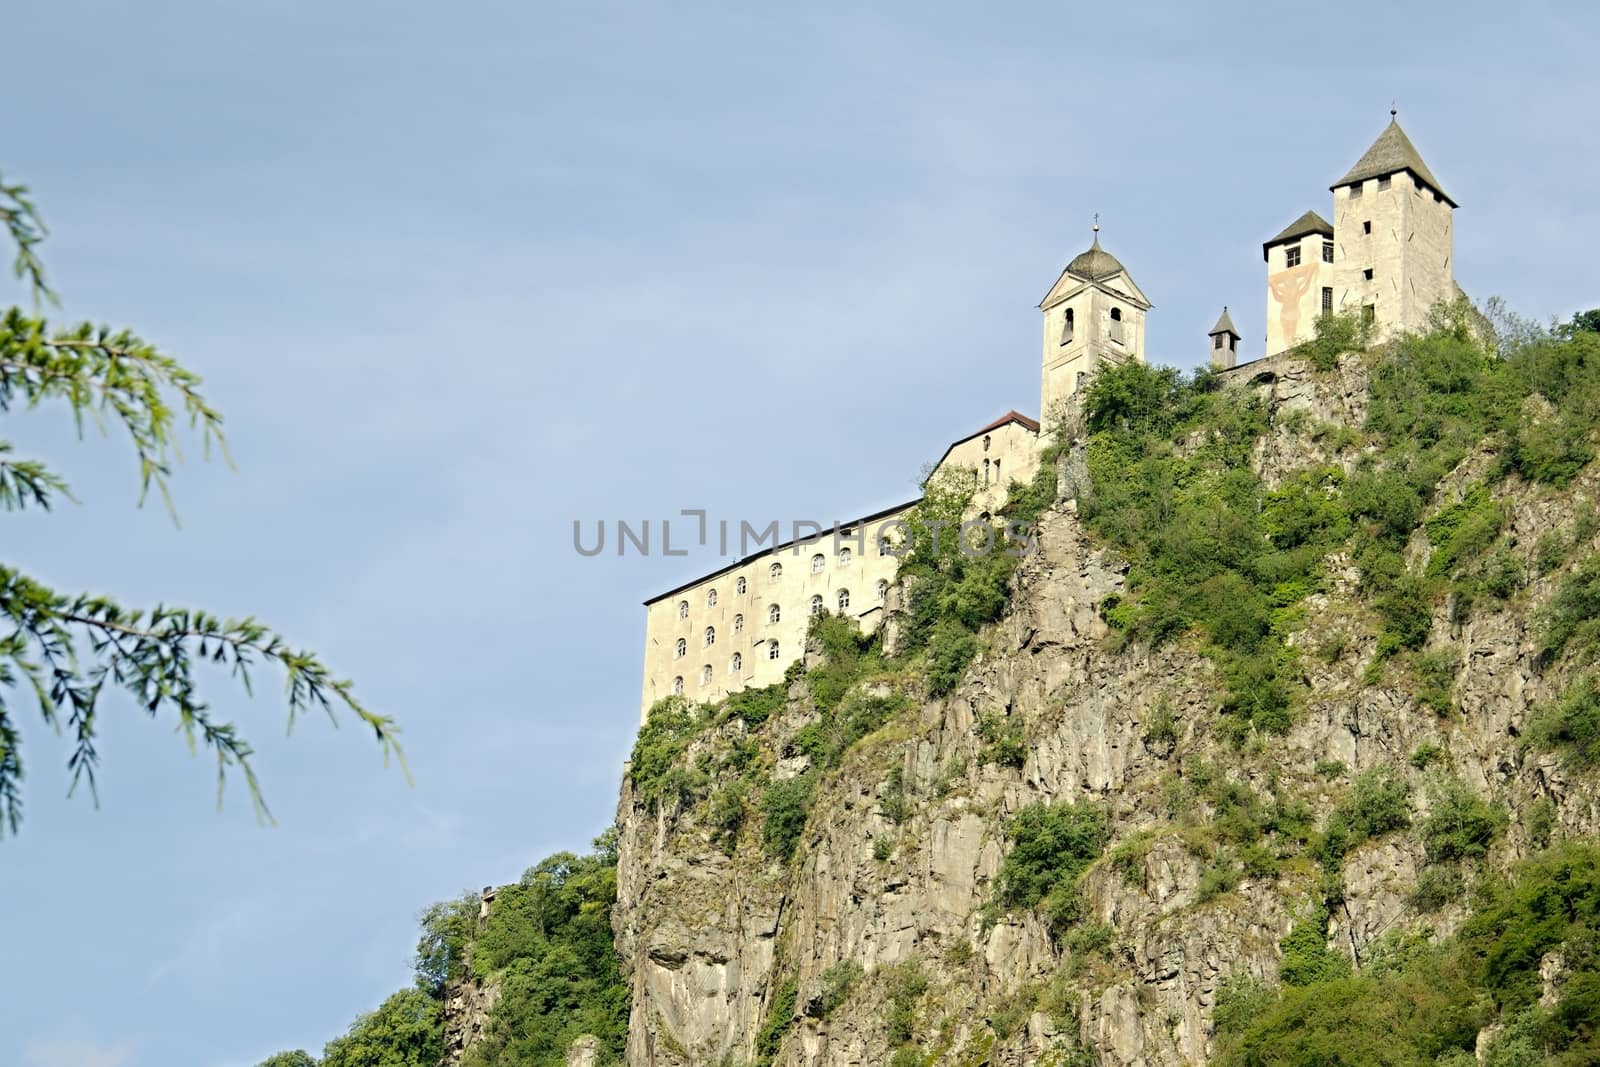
1332;116;1456;207
1262;209;1334;261
1209;306;1240;339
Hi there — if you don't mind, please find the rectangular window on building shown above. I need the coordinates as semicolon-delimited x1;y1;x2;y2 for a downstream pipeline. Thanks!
1214;334;1224;350
1362;305;1376;325
1363;268;1374;281
1350;183;1363;198
1322;240;1334;263
1322;287;1333;316
1378;175;1391;191
1284;245;1301;268
1363;220;1372;235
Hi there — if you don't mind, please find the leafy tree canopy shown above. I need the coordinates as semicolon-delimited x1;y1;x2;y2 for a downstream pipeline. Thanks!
256;1053;317;1067
319;989;443;1067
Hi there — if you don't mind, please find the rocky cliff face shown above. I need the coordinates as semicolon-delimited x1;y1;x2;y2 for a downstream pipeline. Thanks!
439;971;500;1066
602;352;1598;1066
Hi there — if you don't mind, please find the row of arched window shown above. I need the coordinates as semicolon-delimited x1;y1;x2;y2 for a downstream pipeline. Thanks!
671;643;781;693
1057;305;1125;346
809;549;851;572
672;608;762;658
810;590;850;614
674;581;891;657
675;548;899;618
678;574;755;617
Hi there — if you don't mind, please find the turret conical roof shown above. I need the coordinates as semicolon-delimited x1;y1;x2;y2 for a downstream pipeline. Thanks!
1209;307;1240;339
1332;118;1455;207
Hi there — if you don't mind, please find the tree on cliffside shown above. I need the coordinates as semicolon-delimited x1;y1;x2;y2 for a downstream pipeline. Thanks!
0;171;400;836
319;990;444;1067
256;1053;317;1067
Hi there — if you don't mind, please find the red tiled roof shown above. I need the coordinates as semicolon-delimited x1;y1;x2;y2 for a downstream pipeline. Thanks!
974;410;1040;435
929;411;1042;472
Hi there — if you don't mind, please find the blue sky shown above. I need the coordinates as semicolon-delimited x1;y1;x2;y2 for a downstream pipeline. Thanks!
2;2;1596;1064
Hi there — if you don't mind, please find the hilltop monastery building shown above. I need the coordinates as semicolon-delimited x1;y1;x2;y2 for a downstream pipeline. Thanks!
639;115;1461;719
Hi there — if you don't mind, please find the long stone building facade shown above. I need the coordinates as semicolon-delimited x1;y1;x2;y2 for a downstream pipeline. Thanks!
637;413;1041;719
638;115;1462;719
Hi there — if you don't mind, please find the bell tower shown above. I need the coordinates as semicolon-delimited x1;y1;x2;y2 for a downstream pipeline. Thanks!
1038;222;1151;426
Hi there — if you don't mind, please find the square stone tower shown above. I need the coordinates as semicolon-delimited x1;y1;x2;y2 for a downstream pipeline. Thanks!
1263;115;1457;357
1329;116;1456;339
1038;225;1150;425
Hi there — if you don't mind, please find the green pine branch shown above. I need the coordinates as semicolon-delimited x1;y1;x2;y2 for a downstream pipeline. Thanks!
0;168;402;837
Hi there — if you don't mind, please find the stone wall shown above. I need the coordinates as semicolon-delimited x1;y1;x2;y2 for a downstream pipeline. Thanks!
1331;170;1454;340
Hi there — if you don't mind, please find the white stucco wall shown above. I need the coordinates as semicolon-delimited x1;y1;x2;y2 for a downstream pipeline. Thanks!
1040;275;1147;424
639;509;911;721
638;418;1043;721
1264;233;1337;355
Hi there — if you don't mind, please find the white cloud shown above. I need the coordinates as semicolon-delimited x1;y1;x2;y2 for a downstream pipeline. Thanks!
25;1040;135;1067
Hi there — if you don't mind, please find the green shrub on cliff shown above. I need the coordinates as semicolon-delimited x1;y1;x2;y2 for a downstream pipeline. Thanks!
760;773;815;861
1220;844;1600;1066
1540;554;1600;664
1420;778;1507;863
998;801;1109;935
1078;306;1600;735
628;696;707;809
895;438;1062;697
1523;676;1600;765
1319;766;1412;865
1080;361;1308;735
1277;901;1350;987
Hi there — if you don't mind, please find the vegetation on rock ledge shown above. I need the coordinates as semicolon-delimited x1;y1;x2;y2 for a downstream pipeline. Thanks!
256;831;628;1067
1217;843;1600;1066
1080;304;1600;741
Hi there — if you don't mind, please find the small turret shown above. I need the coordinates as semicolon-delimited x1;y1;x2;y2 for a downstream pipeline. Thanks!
1208;307;1241;369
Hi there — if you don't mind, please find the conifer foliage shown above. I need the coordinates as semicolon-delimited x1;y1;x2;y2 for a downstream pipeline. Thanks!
0;172;400;834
